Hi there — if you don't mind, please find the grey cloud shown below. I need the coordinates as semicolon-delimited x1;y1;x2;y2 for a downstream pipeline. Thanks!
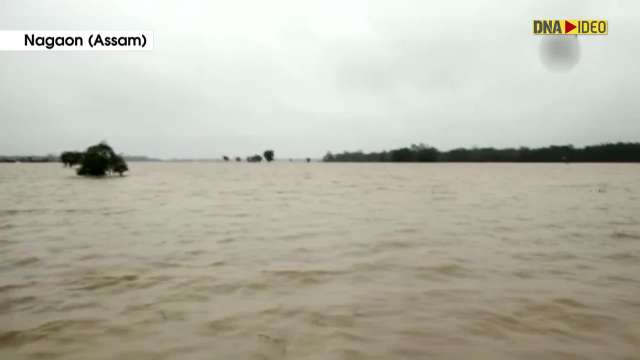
1;0;639;158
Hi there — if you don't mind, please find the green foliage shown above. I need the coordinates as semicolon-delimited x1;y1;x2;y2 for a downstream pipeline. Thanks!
111;155;128;176
75;142;129;176
263;150;274;162
246;154;263;162
323;143;640;162
390;147;413;162
60;151;83;167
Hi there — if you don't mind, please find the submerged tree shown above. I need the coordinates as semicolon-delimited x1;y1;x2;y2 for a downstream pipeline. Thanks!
223;156;230;162
111;155;128;176
235;156;242;162
60;151;84;167
76;142;129;176
263;150;275;162
246;154;263;162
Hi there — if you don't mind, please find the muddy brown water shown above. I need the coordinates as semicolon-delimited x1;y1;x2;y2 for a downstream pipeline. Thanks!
1;163;639;359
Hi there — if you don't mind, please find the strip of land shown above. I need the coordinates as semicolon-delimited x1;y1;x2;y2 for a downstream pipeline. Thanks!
323;143;640;162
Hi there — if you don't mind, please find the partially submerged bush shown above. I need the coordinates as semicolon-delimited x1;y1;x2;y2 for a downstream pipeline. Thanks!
76;142;128;176
263;150;274;162
111;155;129;176
60;151;84;167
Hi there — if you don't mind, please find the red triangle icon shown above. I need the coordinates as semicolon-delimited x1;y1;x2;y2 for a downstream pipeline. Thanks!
565;20;576;33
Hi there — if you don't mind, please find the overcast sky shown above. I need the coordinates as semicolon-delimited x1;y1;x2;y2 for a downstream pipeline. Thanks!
0;0;638;159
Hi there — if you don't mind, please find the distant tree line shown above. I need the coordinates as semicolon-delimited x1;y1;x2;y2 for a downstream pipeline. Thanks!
0;153;154;165
0;155;58;163
222;150;276;163
323;143;640;162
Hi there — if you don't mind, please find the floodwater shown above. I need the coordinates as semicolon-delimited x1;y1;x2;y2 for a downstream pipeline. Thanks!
1;163;639;360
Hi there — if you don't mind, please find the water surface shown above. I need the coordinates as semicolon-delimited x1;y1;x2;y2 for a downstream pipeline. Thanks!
1;163;639;359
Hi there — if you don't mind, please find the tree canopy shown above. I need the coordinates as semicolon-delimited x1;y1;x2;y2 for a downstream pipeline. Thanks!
246;154;263;162
263;150;275;162
74;142;129;176
60;151;84;167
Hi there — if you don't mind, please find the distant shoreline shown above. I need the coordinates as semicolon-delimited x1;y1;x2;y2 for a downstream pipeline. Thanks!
3;159;640;164
0;155;160;163
323;142;640;163
3;142;640;163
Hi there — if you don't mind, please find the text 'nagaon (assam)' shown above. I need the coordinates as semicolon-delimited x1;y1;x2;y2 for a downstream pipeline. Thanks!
21;32;150;50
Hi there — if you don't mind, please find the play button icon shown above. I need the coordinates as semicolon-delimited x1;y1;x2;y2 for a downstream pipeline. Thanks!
565;20;576;34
